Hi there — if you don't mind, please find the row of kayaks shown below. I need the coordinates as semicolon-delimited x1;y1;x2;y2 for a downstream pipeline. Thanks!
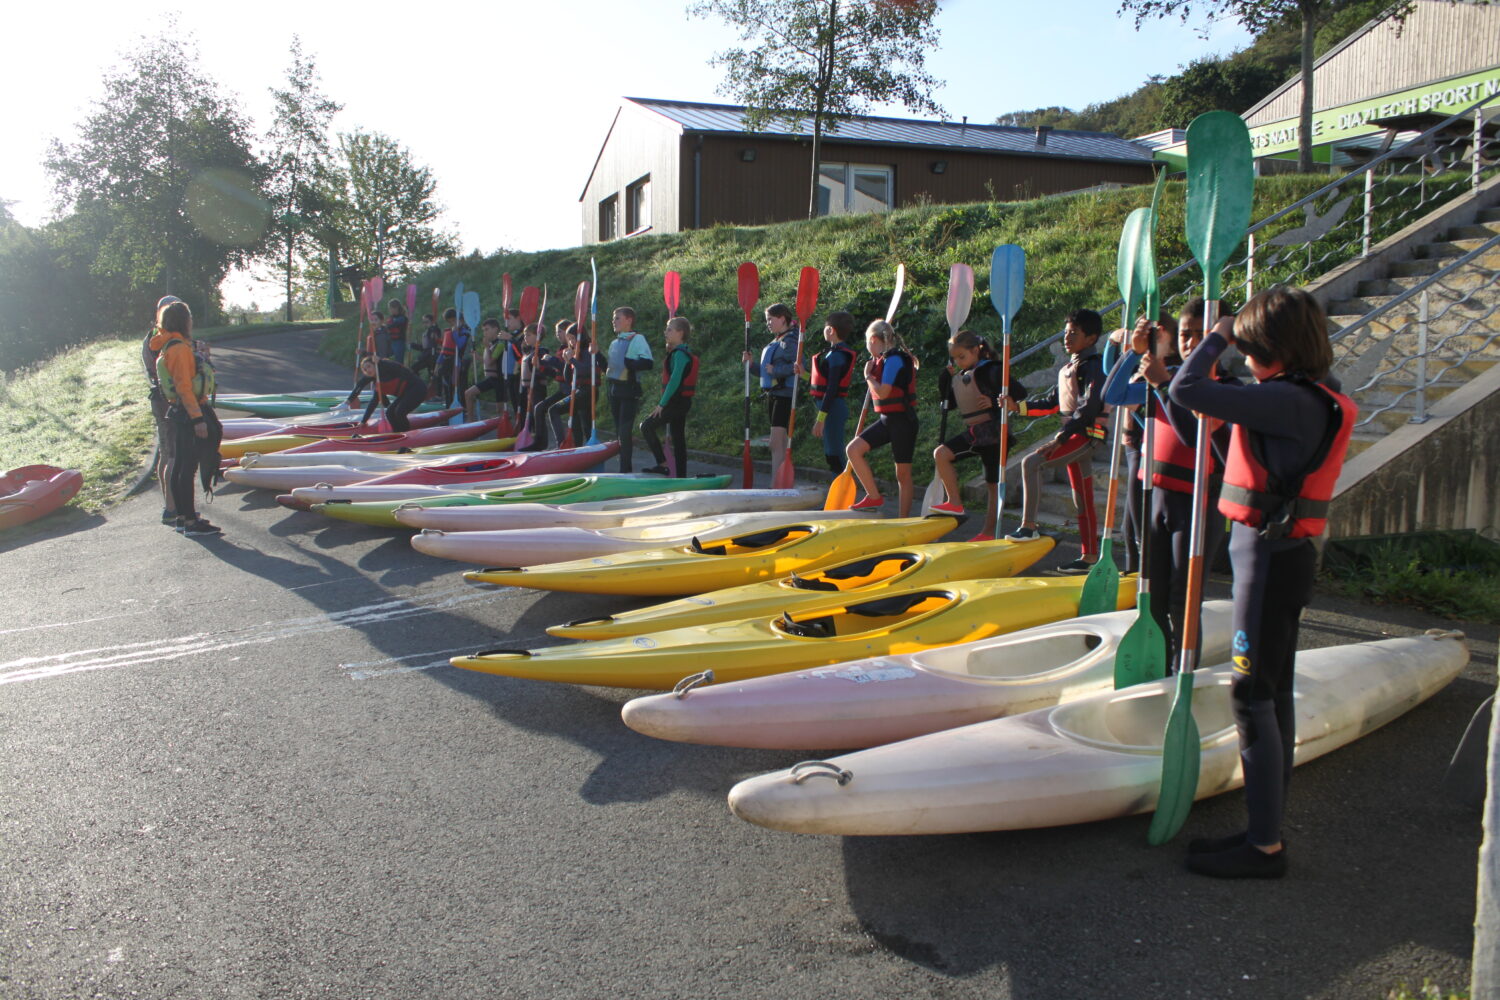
221;390;1469;840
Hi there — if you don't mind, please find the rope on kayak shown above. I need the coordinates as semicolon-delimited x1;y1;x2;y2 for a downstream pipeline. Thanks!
1424;629;1467;642
790;761;852;786
672;670;715;700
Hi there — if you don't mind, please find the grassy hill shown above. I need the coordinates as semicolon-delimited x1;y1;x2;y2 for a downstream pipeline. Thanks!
326;175;1337;480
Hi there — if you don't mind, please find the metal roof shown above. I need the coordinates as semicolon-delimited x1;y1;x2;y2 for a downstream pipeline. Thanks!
623;97;1155;163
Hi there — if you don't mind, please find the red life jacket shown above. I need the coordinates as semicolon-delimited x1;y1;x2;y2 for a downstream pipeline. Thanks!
1144;404;1217;493
872;349;917;415
810;343;856;400
1217;378;1357;540
662;344;699;398
372;360;414;399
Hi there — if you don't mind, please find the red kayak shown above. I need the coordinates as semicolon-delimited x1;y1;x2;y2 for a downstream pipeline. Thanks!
352;442;620;487
220;409;461;440
0;465;84;530
270;418;503;456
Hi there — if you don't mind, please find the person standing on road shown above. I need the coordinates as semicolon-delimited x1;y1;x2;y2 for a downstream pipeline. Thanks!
743;303;799;485
143;294;183;524
845;320;920;516
605;307;653;473
808;310;857;473
150;300;222;536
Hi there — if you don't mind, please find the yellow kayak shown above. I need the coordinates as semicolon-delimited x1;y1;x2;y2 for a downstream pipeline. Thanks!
463;516;958;597
453;574;1135;690
547;537;1055;640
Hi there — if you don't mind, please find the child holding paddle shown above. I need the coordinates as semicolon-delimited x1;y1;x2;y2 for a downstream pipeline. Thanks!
845;320;919;516
519;324;567;451
640;317;699;476
1104;313;1180;573
929;330;1026;539
605;306;653;473
560;325;601;446
465;318;508;423
1004;309;1108;572
347;356;427;432
808;311;857;472
743;303;799;484
385;299;409;363
546;323;587;448
1168;285;1356;879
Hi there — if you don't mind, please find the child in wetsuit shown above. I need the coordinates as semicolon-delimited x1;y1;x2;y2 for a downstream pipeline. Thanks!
808;311;857;473
1168;285;1356;880
743;303;799;485
605;306;653;472
846;320;919;516
929;330;1026;539
640;317;698;476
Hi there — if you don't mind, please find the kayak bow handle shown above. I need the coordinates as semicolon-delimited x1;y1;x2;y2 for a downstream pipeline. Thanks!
672;670;715;699
789;761;853;786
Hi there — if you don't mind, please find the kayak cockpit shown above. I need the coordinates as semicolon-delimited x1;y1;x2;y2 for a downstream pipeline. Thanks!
914;629;1107;682
774;590;956;640
1049;672;1238;754
689;526;815;556
784;552;920;592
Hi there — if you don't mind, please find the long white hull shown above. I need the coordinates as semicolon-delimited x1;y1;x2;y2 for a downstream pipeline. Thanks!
727;633;1467;835
393;488;822;532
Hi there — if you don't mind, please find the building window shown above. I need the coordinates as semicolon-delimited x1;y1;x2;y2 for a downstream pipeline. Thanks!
626;175;650;234
600;194;618;241
816;162;893;216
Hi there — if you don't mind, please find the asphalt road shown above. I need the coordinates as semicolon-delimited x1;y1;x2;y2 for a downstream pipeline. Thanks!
1;327;1495;1000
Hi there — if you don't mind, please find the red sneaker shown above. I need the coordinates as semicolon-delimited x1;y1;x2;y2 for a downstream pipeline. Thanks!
930;501;965;516
850;495;885;511
971;532;995;542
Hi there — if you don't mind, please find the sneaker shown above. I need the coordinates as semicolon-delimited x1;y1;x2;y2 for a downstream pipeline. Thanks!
1058;557;1097;573
929;501;965;516
1186;841;1287;880
971;532;996;542
1006;526;1041;541
179;517;222;537
850;495;885;511
161;508;178;525
641;465;670;476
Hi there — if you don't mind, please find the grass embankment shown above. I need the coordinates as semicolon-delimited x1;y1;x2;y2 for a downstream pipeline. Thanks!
1323;531;1500;624
0;337;156;511
321;174;1361;484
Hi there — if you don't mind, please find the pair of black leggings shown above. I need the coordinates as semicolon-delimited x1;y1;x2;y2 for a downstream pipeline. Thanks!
641;398;691;474
1122;443;1143;574
385;385;425;432
529;389;566;449
1144;485;1226;667
609;389;641;472
1229;530;1316;848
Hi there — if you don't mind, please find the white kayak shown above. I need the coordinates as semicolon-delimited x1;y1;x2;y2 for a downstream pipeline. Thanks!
393;487;823;532
237;449;502;471
727;631;1467;836
623;602;1235;750
224;459;513;492
412;508;870;566
284;473;640;508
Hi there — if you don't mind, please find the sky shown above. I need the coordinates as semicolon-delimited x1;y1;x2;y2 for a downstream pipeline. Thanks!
2;0;1253;307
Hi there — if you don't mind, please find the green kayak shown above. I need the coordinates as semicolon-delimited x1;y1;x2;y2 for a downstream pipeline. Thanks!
313;474;735;528
215;397;447;418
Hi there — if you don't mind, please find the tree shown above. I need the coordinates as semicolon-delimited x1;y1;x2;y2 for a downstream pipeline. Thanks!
46;24;269;320
318;131;458;283
690;0;945;218
1118;0;1415;172
265;36;342;321
1158;57;1283;125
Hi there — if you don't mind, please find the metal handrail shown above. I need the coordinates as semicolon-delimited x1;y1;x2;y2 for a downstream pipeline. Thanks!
1332;231;1500;344
1009;89;1500;369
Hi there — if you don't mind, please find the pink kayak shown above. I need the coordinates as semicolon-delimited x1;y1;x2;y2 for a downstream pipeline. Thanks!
219;409;460;440
354;443;619;488
270;418;503;456
0;465;84;530
621;603;1236;751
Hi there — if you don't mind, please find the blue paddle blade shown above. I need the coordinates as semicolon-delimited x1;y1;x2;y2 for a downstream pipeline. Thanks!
463;291;480;331
989;245;1026;325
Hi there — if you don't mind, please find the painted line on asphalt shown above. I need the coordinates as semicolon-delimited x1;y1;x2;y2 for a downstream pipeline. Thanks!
0;609;154;637
0;585;504;686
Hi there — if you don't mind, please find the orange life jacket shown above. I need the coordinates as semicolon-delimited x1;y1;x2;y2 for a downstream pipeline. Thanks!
871;349;917;415
810;344;856;400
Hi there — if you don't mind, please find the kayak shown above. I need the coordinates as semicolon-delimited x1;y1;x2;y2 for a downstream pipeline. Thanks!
219;418;503;461
555;538;1057;640
219;409;460;440
315;473;733;527
725;631;1468;835
279;472;646;510
0;465;84;530
621;601;1233;748
237;437;516;469
213;395;448;419
452;574;1135;690
394;487;824;532
411;508;872;565
227;457;534;493
463;515;960;597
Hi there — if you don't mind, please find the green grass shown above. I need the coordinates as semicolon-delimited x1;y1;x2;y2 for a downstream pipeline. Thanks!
1386;980;1468;1000
321;173;1369;484
1323;532;1500;624
0;337;156;511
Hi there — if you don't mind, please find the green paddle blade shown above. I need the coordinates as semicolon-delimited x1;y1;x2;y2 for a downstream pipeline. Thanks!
1148;669;1203;845
1116;207;1151;326
1184;111;1253;301
1142;170;1166;318
1114;592;1167;689
1078;539;1120;617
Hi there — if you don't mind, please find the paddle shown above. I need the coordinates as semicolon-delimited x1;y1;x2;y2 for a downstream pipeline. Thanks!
404;283;417;357
1148;110;1253;847
452;291;480;425
825;263;904;510
494;273;515;437
429;286;440;398
1114;204;1169;689
1080;208;1151;614
737;262;760;489
514;285;543;450
586;258;602;451
774;267;819;490
921;263;975;515
563;280;589;449
988;245;1025;533
663;271;681;319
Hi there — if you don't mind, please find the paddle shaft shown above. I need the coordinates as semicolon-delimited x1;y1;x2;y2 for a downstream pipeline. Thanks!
1138;389;1155;594
1176;299;1218;672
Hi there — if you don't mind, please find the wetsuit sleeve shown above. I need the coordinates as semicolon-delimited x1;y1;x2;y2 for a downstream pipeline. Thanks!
163;341;203;420
1169;331;1311;440
348;374;374;409
1016;373;1058;417
1103;351;1147;407
1056;356;1105;441
659;351;689;407
819;350;849;414
624;335;653;372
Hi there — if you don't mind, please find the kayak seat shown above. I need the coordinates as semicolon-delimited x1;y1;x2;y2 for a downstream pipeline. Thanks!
845;591;949;618
792;553;916;591
786;572;839;591
778;613;836;638
692;527;812;556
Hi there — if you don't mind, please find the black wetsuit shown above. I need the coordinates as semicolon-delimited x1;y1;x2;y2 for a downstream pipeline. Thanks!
348;360;426;431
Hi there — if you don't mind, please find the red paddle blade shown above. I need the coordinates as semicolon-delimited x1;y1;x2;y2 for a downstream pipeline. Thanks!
737;262;760;322
519;286;541;325
575;281;590;329
502;273;513;313
663;271;681;318
796;266;820;329
369;276;384;306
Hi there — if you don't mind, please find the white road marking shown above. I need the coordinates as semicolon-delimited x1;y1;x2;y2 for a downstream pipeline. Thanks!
0;585;507;686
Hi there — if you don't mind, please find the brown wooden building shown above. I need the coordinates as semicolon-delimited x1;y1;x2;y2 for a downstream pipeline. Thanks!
579;97;1158;244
